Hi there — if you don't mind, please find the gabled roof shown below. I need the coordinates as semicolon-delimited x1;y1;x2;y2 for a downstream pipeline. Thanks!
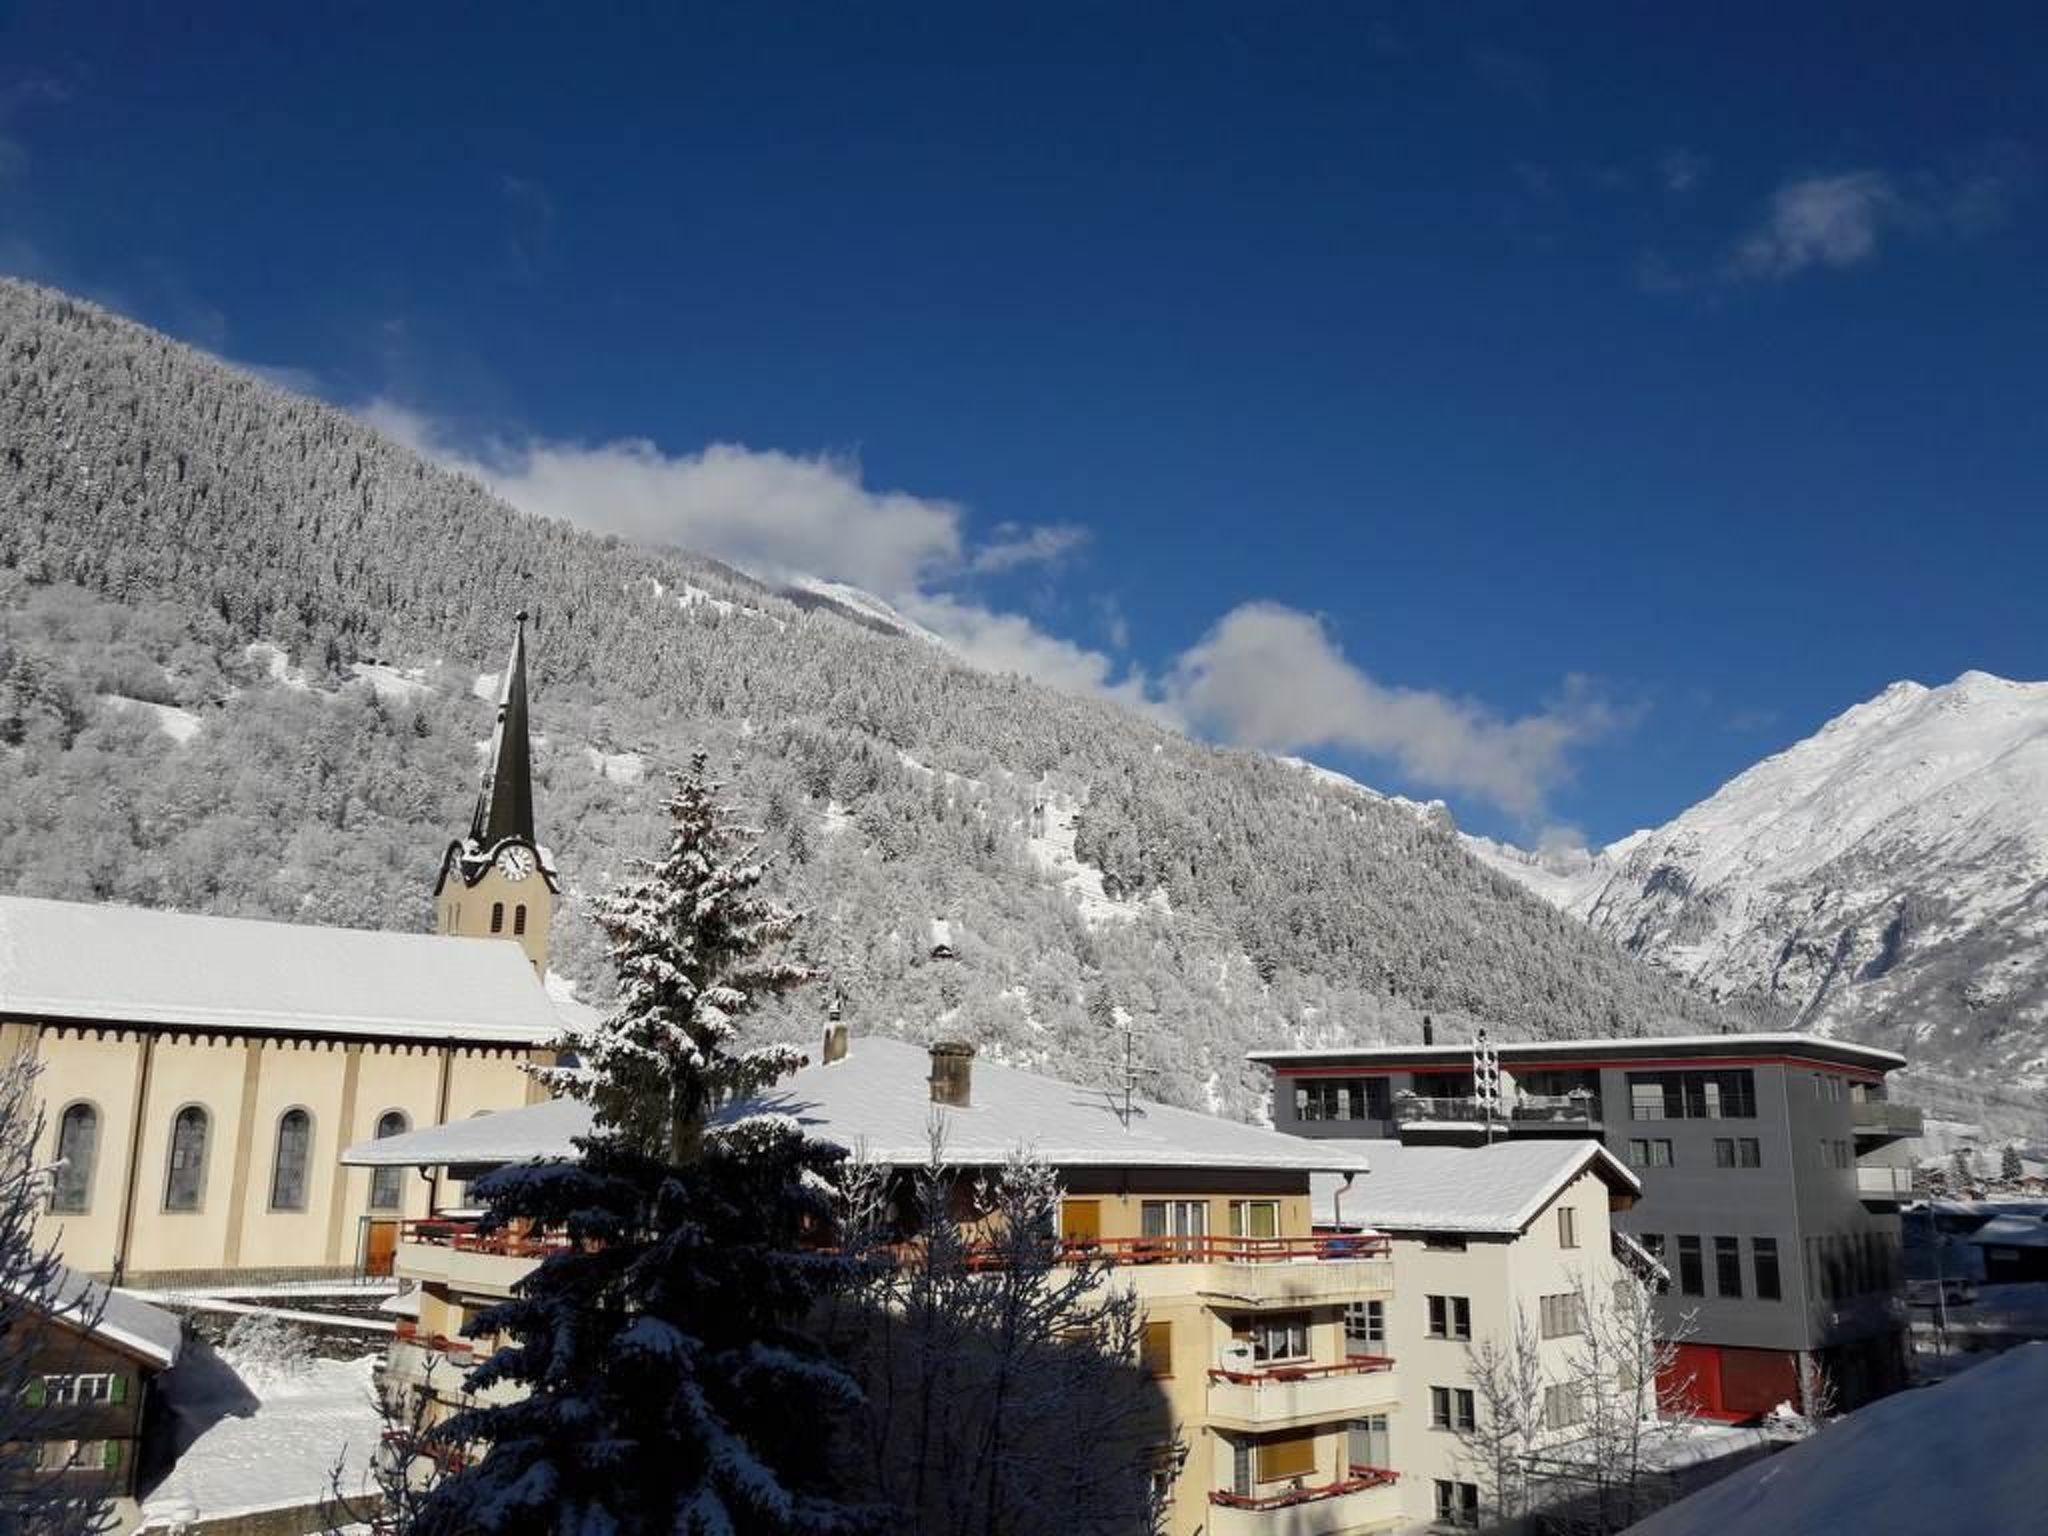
346;1035;1374;1176
0;893;562;1044
9;1266;185;1370
1311;1137;1639;1236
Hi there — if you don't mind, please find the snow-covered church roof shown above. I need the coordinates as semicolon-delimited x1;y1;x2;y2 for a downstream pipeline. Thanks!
345;1035;1374;1175
0;893;563;1044
1312;1137;1639;1236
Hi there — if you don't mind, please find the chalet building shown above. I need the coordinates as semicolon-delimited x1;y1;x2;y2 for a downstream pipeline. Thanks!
1252;1033;1919;1416
347;1035;1410;1536
1312;1139;1645;1533
5;1266;183;1509
0;620;575;1285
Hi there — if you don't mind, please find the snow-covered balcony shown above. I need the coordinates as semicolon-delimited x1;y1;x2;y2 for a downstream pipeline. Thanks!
1205;1355;1397;1432
1207;1467;1400;1536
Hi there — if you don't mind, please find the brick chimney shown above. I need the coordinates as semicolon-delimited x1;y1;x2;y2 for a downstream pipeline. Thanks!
928;1041;975;1108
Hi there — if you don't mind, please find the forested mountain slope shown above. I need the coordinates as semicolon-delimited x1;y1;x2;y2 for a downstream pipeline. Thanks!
0;278;1747;1115
1474;673;2048;1088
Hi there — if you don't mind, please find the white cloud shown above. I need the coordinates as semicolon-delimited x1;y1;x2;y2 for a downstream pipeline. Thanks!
1660;148;1708;194
362;399;1610;820
1732;171;1900;279
1165;602;1616;820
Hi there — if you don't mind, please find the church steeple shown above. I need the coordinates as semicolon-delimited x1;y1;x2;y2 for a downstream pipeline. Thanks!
435;611;556;976
470;611;537;850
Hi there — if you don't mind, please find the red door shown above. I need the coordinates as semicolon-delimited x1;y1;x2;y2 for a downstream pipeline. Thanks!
1660;1342;1723;1417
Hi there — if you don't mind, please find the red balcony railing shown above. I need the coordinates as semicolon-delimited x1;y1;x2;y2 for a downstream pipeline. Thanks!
399;1218;570;1258
1036;1234;1390;1266
392;1319;487;1362
1209;1466;1398;1510
1207;1353;1395;1385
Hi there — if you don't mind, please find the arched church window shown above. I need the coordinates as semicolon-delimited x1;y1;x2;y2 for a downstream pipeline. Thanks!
369;1110;409;1211
491;902;505;934
513;904;527;936
50;1103;98;1214
270;1108;313;1211
165;1106;210;1212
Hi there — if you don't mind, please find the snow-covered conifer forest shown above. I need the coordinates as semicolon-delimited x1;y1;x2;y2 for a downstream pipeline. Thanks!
0;277;1758;1116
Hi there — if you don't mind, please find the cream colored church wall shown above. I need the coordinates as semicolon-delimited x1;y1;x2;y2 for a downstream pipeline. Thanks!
25;1027;548;1279
440;866;552;976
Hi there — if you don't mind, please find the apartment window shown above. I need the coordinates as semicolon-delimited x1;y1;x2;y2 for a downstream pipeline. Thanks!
1715;1236;1743;1298
1539;1292;1584;1339
1427;1294;1472;1341
1349;1414;1391;1471
1141;1321;1173;1378
369;1110;410;1211
1430;1386;1476;1431
269;1108;313;1211
1294;1077;1390;1122
1254;1431;1316;1482
490;901;505;934
1543;1382;1583;1431
1250;1313;1311;1365
164;1105;210;1212
1230;1439;1253;1498
50;1103;99;1214
1346;1299;1385;1350
1626;1070;1756;1121
1627;1137;1674;1168
1677;1236;1704;1297
1230;1200;1280;1240
1753;1237;1782;1301
37;1373;118;1406
1558;1205;1579;1249
1434;1479;1480;1529
1714;1137;1762;1168
1140;1200;1209;1244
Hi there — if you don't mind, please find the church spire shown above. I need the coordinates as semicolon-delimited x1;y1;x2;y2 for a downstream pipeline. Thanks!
470;611;537;850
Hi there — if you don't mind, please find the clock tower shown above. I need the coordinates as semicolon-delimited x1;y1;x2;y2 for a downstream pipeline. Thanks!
435;612;558;974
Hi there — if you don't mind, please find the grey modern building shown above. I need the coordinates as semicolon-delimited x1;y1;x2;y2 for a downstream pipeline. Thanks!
1250;1032;1919;1416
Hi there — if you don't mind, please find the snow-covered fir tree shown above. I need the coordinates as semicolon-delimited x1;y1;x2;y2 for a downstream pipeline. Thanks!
409;765;876;1536
540;752;815;1161
2000;1142;2024;1184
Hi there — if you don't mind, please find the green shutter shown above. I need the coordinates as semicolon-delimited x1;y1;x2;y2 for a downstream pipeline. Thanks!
109;1375;127;1405
24;1378;44;1408
102;1440;120;1471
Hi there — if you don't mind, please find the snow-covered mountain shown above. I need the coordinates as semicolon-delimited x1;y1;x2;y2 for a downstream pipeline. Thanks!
1477;673;2048;1083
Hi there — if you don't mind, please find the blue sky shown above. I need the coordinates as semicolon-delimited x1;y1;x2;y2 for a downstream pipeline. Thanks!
2;4;2043;844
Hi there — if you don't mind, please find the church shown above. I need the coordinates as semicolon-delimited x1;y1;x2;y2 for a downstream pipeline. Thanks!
0;618;583;1286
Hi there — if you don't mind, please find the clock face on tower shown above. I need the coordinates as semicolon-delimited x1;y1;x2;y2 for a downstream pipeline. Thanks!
495;845;538;883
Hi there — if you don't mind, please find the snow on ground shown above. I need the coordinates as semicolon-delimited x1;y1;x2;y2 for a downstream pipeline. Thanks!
821;800;854;836
471;670;498;700
99;695;203;743
585;744;648;783
142;1337;381;1528
244;642;308;690
787;577;951;647
349;661;433;703
1626;1342;2048;1536
1025;790;1155;926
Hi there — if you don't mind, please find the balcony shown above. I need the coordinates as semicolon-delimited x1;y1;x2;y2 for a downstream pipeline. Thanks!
1851;1101;1925;1142
1393;1091;1599;1132
1206;1356;1397;1431
1855;1164;1915;1205
1208;1468;1400;1536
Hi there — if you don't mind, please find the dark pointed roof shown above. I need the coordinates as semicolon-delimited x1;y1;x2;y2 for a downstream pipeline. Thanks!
470;612;536;850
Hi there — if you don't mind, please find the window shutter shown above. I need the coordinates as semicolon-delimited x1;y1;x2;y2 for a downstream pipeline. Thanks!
1255;1432;1317;1482
102;1440;120;1471
1141;1321;1172;1377
109;1375;127;1405
25;1377;45;1407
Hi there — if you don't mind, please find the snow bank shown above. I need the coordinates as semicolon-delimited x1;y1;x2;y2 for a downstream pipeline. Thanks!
1626;1342;2048;1536
99;695;203;743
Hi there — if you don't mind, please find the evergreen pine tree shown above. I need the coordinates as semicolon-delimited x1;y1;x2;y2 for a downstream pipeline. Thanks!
2000;1142;2024;1185
412;753;875;1536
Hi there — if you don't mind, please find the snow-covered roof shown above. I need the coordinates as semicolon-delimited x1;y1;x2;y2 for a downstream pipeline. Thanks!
1250;1031;1906;1072
345;1036;1374;1175
9;1265;185;1369
1311;1138;1639;1236
1966;1213;2048;1249
0;894;562;1044
1627;1342;2048;1536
